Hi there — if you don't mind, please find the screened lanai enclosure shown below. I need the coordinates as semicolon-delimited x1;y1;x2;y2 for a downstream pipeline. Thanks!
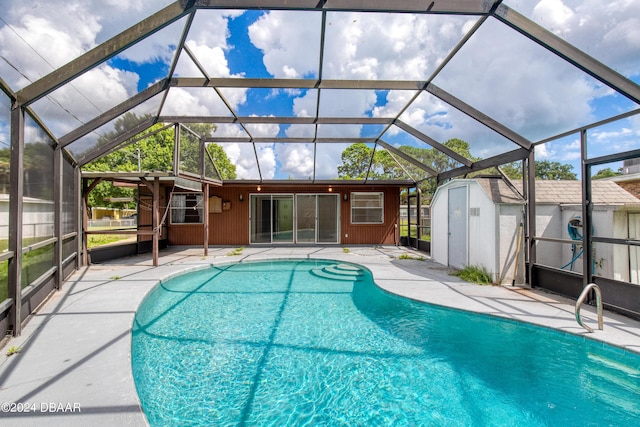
1;0;639;336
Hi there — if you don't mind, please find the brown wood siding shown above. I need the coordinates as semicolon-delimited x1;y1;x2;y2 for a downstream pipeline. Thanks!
208;186;249;245
166;186;206;246
163;184;401;246
341;187;400;245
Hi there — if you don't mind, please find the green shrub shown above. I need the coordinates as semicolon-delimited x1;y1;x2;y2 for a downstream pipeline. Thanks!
6;345;22;356
227;247;244;256
398;253;425;261
453;265;494;285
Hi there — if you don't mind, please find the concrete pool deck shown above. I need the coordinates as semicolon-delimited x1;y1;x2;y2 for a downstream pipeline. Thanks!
1;245;639;426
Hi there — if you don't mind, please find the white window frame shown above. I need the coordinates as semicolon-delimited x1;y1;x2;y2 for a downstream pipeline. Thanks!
170;192;204;224
350;192;384;224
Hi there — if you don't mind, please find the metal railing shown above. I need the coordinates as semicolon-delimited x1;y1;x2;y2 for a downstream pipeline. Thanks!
575;283;603;333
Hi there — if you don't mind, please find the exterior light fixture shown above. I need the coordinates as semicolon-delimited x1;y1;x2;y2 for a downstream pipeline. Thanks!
257;186;261;191
343;193;348;202
239;193;244;202
328;187;333;192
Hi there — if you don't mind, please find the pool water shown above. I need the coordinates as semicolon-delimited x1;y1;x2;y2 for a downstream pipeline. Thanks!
131;259;640;426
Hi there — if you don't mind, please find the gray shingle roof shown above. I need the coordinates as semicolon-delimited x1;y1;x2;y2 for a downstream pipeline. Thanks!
512;179;640;205
471;177;640;206
475;177;524;204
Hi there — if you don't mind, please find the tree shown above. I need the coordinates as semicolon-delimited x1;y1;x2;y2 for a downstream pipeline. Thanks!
83;117;235;207
500;160;577;180
84;121;175;207
206;143;236;180
431;138;474;172
337;143;375;179
536;160;577;180
336;138;477;202
498;162;524;179
592;167;622;180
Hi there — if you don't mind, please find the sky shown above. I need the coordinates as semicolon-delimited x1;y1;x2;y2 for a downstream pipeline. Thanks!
0;0;639;179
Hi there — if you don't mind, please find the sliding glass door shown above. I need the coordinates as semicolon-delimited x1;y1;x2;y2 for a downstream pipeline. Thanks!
317;195;338;243
295;194;339;244
251;193;339;244
272;195;294;242
296;195;316;243
250;194;294;243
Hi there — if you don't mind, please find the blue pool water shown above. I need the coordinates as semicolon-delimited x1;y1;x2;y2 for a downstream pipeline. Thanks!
131;259;640;426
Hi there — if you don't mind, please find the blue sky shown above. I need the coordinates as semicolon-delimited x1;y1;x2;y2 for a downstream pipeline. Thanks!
0;0;638;179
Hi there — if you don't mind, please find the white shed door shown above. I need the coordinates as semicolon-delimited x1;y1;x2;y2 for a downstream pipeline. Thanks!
448;186;468;269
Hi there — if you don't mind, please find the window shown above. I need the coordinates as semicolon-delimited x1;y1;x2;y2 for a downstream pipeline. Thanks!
351;192;384;224
171;192;204;224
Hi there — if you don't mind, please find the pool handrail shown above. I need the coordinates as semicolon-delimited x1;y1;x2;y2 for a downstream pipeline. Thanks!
575;283;603;333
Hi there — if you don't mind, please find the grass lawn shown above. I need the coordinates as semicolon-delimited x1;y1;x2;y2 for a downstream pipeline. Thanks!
87;224;137;248
399;221;431;241
0;243;54;302
87;234;136;248
0;226;136;302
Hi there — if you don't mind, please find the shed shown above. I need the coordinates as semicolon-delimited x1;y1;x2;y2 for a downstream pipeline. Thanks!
431;177;525;284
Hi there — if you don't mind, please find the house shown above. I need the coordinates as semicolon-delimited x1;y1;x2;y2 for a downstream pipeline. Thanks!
83;173;408;251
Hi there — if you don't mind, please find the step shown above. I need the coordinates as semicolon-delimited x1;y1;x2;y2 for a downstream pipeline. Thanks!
310;267;361;281
323;264;363;277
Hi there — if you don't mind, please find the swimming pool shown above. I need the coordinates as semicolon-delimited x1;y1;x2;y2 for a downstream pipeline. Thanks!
131;259;640;426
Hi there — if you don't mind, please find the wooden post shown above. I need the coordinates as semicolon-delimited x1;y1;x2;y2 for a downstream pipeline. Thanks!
81;177;104;267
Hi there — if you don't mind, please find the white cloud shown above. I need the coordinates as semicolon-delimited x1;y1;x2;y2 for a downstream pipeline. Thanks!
245;119;280;138
285;124;315;138
532;0;574;29
535;136;581;163
1;0;638;178
432;19;597;143
535;142;553;159
530;0;640;77
591;127;634;142
0;14;92;87
26;65;139;137
276;144;314;178
0;1;177;83
321;12;474;80
249;11;322;78
216;141;277;179
220;143;257;179
315;143;350;178
588;120;640;155
291;91;318;118
318;89;377;117
256;144;276;179
161;88;216;116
